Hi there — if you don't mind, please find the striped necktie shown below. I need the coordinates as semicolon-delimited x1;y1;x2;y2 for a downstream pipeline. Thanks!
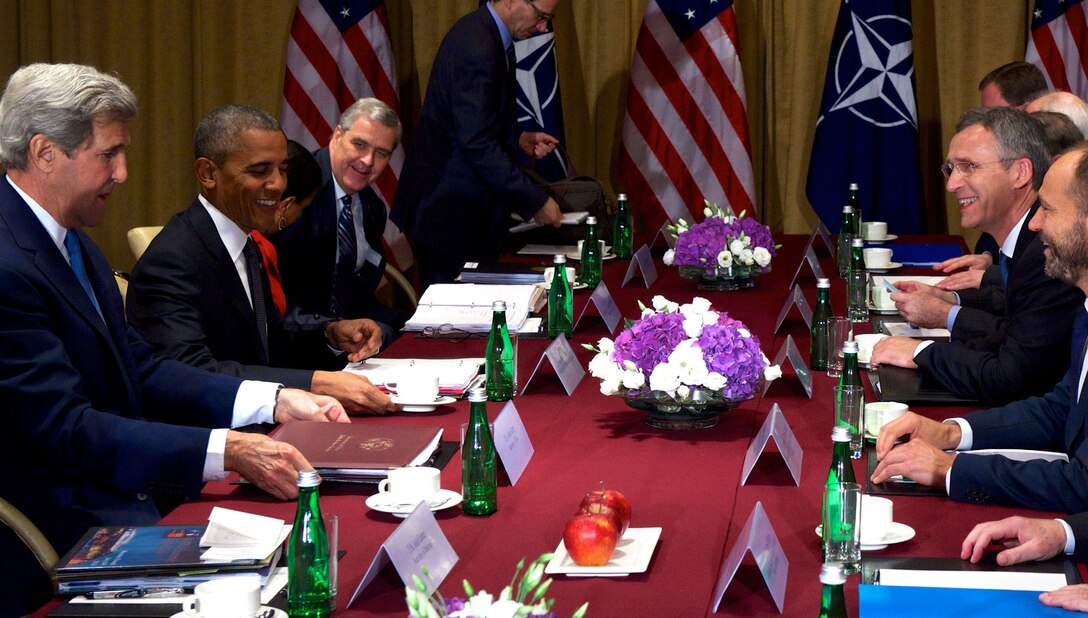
242;237;270;363
332;194;357;317
64;231;104;321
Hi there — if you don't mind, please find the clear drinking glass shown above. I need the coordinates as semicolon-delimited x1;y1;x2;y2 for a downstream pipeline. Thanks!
835;385;865;459
826;318;852;378
822;482;861;570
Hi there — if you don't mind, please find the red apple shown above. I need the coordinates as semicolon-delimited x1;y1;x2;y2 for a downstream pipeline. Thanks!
563;511;619;566
578;498;623;534
579;484;632;534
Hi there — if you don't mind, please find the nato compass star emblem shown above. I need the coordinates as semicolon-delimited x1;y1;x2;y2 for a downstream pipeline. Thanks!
820;10;917;129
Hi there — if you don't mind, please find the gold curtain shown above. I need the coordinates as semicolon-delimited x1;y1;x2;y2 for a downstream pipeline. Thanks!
0;0;1031;270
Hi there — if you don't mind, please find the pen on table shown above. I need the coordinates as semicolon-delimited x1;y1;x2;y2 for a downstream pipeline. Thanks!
87;587;187;599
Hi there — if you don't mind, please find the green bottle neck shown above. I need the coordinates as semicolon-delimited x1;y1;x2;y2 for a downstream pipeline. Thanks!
491;310;506;330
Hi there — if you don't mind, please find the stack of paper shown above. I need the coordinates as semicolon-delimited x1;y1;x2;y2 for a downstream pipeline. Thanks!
344;357;483;396
509;210;588;233
404;284;544;333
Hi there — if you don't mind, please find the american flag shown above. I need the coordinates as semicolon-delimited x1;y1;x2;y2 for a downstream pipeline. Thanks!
1026;0;1088;100
280;0;412;269
617;0;755;238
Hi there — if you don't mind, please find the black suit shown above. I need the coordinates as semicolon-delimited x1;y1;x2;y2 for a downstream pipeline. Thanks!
127;200;322;386
274;148;400;349
1066;512;1088;562
391;3;548;287
915;203;1083;404
0;178;240;615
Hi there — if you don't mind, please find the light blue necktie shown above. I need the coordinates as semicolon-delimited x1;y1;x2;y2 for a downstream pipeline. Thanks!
64;231;104;321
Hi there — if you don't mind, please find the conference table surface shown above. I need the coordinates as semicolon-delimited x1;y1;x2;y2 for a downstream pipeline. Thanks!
42;234;1082;617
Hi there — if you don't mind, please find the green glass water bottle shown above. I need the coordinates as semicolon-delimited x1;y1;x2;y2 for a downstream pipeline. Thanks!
818;563;849;618
810;278;833;371
846;238;868;323
838;340;861;391
580;216;602;288
485;300;515;401
826;426;856;487
288;470;330;618
613;193;633;259
848;182;861;235
547;254;574;338
462;387;497;516
837;206;855;278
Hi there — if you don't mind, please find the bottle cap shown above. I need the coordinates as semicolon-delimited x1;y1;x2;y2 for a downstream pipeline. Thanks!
843;340;859;353
842;205;853;213
468;387;487;402
820;563;847;585
554;254;567;264
297;469;321;487
586;216;597;224
831;426;851;442
816;278;831;288
849;182;859;190
492;300;507;311
852;238;865;247
618;193;627;200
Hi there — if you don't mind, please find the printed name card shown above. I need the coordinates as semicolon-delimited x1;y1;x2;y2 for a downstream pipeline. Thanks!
788;245;826;290
653;220;677;249
712;501;788;613
773;285;814;333
622;244;658;288
764;334;812;398
521;333;585;396
574;281;621;334
348;503;457;607
494;401;535;485
740;403;803;486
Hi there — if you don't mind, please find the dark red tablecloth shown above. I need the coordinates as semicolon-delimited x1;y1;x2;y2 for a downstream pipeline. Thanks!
38;235;1079;617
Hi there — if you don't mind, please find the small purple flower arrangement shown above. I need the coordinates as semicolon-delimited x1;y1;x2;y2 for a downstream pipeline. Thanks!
663;201;777;277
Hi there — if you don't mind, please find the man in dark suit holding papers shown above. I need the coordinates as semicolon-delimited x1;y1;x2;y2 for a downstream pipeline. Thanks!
871;143;1088;514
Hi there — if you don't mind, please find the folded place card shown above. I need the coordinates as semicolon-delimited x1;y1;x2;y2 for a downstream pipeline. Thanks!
653;221;677;249
809;220;836;257
763;335;812;398
788;245;826;290
493;401;535;485
740;403;803;486
773;285;814;333
712;501;788;613
521;334;585;396
622;244;658;288
574;281;621;334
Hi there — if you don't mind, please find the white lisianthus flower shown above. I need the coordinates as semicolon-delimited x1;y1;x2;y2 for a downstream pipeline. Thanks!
763;364;783;382
484;600;522;618
742;234;752;247
739;248;755;266
599;376;622;396
690;297;712;314
703;206;713;218
677;384;691;398
676;218;690;231
622;368;646;389
729;239;746;255
753;246;771;268
704;371;728;391
641;306;655;318
588;353;619;379
682;315;703;338
663;249;675;266
702;310;720;326
453;592;496;618
597;337;615;355
652;295;679;312
623;359;638;372
668;340;709;385
739;327;751;338
648;362;683;394
716;250;733;267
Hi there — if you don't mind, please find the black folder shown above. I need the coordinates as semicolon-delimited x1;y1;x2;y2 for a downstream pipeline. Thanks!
869;365;979;406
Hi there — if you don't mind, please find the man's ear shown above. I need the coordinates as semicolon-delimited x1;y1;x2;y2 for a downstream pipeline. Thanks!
194;157;217;190
27;134;56;173
1012;158;1034;190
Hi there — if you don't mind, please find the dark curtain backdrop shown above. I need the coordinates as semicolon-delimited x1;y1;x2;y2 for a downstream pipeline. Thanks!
0;1;1030;271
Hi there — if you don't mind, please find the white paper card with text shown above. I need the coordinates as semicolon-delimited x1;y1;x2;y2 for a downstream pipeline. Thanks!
521;334;585;396
712;501;788;613
494;401;535;485
774;285;814;333
347;503;458;607
763;335;812;398
740;403;803;486
789;245;826;290
574;281;621;334
622;244;658;288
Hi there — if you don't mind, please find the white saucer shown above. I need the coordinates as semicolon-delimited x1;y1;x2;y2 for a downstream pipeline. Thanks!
366;488;462;517
865;234;898;244
536;281;590;291
867;302;899;315
866;262;902;273
815;521;915;551
171;608;285;618
390;395;456;413
565;251;616;262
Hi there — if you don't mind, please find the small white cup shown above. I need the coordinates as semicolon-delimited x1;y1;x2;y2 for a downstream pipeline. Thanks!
389;371;439;403
869;283;895;309
860;495;894;543
377;466;441;505
543;266;576;285
864;401;908;438
183;576;261;618
863;248;893;269
863;221;888;241
854;333;886;365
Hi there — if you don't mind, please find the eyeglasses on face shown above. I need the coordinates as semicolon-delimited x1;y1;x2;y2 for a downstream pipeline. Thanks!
940;158;1017;178
525;0;555;24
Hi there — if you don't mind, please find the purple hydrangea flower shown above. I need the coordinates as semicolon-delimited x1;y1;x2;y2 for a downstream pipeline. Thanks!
610;311;687;377
673;214;776;274
697;318;767;400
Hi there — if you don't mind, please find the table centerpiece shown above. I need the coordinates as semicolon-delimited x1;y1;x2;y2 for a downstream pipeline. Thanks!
585;296;780;430
664;201;777;291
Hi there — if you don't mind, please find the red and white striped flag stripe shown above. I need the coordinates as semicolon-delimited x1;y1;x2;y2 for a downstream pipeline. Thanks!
1026;0;1088;102
618;0;755;238
280;0;412;269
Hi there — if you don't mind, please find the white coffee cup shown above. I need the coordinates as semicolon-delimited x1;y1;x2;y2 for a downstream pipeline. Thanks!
869;283;895;309
863;248;893;269
543;266;576;285
854;333;886;365
863;221;888;241
183;576;261;618
377;466;441;505
860;495;894;543
389;371;439;403
864;401;908;438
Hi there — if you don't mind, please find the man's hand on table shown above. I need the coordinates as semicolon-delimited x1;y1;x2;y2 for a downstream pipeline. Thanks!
870;336;922;369
870;411;959;487
311;372;396;415
273;388;350;423
936;269;986;291
961;516;1066;566
327;318;383;361
889;281;954;328
1041;585;1088;611
934;253;993;273
224;431;312;500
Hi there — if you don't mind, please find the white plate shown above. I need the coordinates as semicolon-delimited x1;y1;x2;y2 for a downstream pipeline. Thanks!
545;527;661;576
366;489;463;517
866;262;902;273
864;234;898;243
535;281;590;291
565;251;616;262
815;522;915;551
390;395;457;413
171;608;285;618
867;303;899;315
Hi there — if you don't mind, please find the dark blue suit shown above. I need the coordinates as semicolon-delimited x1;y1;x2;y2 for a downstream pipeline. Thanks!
950;337;1088;512
0;177;240;614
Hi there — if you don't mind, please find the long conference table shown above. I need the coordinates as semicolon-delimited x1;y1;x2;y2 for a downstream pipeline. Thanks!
39;234;1084;616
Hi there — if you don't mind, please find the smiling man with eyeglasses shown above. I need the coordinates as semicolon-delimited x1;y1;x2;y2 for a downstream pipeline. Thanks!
393;0;564;290
870;106;1083;405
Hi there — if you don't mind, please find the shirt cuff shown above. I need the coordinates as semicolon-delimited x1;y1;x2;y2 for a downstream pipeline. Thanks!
912;339;935;359
233;380;279;427
946;418;973;450
1059;518;1076;555
203;428;229;481
946;304;961;330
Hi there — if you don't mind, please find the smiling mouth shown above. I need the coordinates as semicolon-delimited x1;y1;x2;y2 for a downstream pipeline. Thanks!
958;197;977;208
255;199;277;208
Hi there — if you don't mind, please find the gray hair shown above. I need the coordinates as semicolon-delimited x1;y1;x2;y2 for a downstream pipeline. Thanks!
337;97;401;147
955;107;1052;190
0;63;137;170
194;104;281;165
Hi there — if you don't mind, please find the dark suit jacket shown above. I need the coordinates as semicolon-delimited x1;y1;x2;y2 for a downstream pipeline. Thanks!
127;200;318;387
273;148;399;349
391;3;547;270
0;177;240;614
950;345;1088;512
916;203;1083;404
1066;512;1088;562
